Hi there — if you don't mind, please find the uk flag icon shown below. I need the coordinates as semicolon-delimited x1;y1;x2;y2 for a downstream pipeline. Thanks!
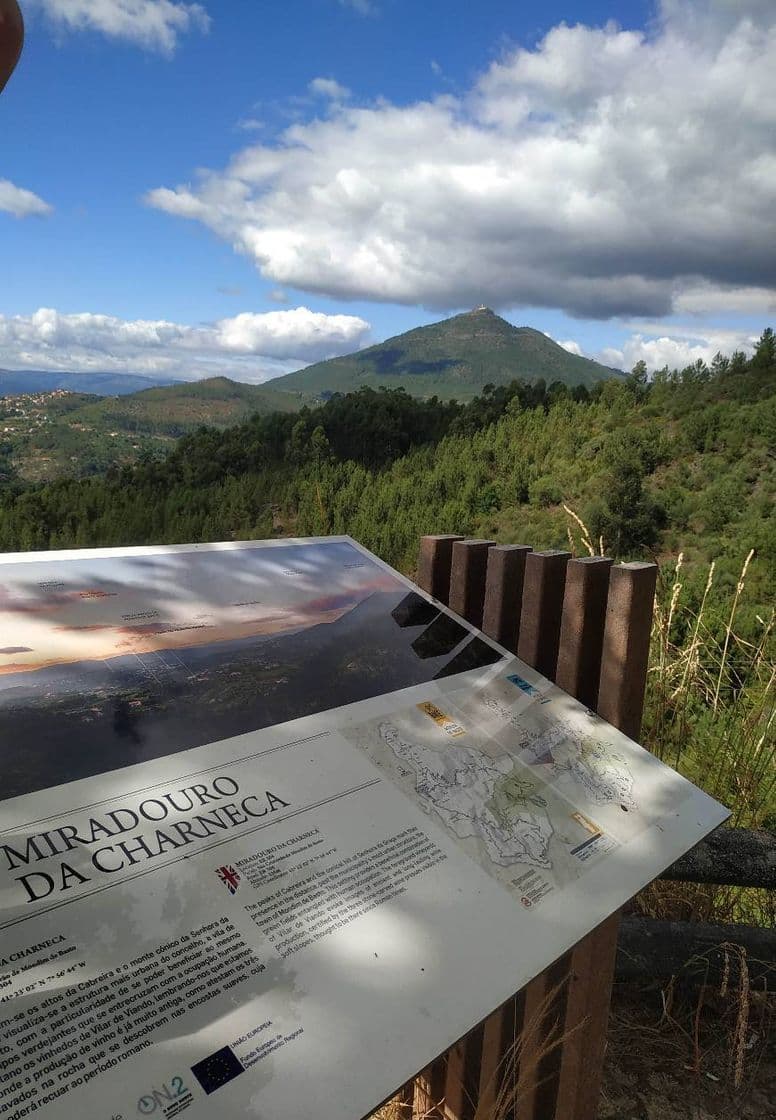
216;865;241;894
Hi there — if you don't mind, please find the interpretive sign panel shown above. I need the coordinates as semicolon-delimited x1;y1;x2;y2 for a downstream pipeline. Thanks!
0;538;728;1120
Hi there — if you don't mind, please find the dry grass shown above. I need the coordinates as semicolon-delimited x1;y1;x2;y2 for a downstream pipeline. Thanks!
600;981;776;1119
369;982;577;1120
643;550;775;926
563;504;774;920
563;503;606;557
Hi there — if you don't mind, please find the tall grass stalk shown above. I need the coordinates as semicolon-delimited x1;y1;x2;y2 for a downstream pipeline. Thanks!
643;551;775;926
712;548;755;714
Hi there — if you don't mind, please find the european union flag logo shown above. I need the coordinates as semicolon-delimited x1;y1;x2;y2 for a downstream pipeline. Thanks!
191;1046;245;1095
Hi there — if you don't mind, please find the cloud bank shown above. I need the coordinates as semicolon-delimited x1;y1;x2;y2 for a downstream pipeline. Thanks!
0;180;53;218
599;323;759;372
0;307;371;381
0;307;750;380
32;0;210;53
145;0;776;319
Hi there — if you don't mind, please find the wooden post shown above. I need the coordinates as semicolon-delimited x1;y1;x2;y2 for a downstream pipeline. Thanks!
449;539;495;629
482;544;532;653
477;1002;507;1117
417;535;464;602
509;557;612;1118
555;556;613;709
517;551;571;680
505;549;569;1114
442;1040;468;1120
596;562;658;740
411;536;657;1120
413;1067;439;1119
556;561;657;1120
414;533;463;1120
393;1082;414;1116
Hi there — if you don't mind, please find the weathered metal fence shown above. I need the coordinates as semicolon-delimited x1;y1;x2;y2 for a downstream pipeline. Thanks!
387;535;774;1120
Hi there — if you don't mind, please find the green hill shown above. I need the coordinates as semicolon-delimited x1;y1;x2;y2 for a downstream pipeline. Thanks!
267;307;623;399
70;376;303;435
3;378;304;481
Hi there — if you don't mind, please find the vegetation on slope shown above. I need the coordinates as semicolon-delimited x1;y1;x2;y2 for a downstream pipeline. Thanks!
69;376;303;437
1;377;304;480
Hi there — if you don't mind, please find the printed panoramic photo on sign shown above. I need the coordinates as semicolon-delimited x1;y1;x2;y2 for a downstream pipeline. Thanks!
0;539;501;800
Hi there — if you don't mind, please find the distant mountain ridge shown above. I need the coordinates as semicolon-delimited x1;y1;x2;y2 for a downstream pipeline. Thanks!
2;310;622;406
0;370;184;396
265;307;624;400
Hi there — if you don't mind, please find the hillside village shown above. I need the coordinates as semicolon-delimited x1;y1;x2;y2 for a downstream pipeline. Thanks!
1;387;72;432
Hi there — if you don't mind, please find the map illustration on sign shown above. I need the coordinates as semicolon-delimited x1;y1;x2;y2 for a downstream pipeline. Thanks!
0;538;728;1120
342;670;665;904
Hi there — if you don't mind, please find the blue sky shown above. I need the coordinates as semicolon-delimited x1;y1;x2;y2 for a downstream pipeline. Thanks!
1;0;774;381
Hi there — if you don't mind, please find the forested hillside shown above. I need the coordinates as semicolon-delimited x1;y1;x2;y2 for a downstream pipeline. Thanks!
1;331;773;621
0;310;625;481
1;377;305;481
61;376;302;441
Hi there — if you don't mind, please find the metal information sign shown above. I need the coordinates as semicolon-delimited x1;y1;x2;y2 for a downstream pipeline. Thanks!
0;538;728;1120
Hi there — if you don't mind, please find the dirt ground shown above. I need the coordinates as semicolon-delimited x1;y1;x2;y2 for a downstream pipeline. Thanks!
372;980;775;1120
597;982;775;1120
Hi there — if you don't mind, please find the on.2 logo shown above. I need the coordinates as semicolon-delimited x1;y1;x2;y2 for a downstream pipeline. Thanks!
137;1077;188;1114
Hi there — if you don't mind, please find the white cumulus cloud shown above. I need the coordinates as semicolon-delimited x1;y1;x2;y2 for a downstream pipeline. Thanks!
0;179;53;218
600;324;759;372
32;0;210;53
309;77;350;101
144;1;776;319
0;307;370;381
557;339;583;357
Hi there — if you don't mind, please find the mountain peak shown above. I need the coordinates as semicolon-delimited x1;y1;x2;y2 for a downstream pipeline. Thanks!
262;310;624;401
